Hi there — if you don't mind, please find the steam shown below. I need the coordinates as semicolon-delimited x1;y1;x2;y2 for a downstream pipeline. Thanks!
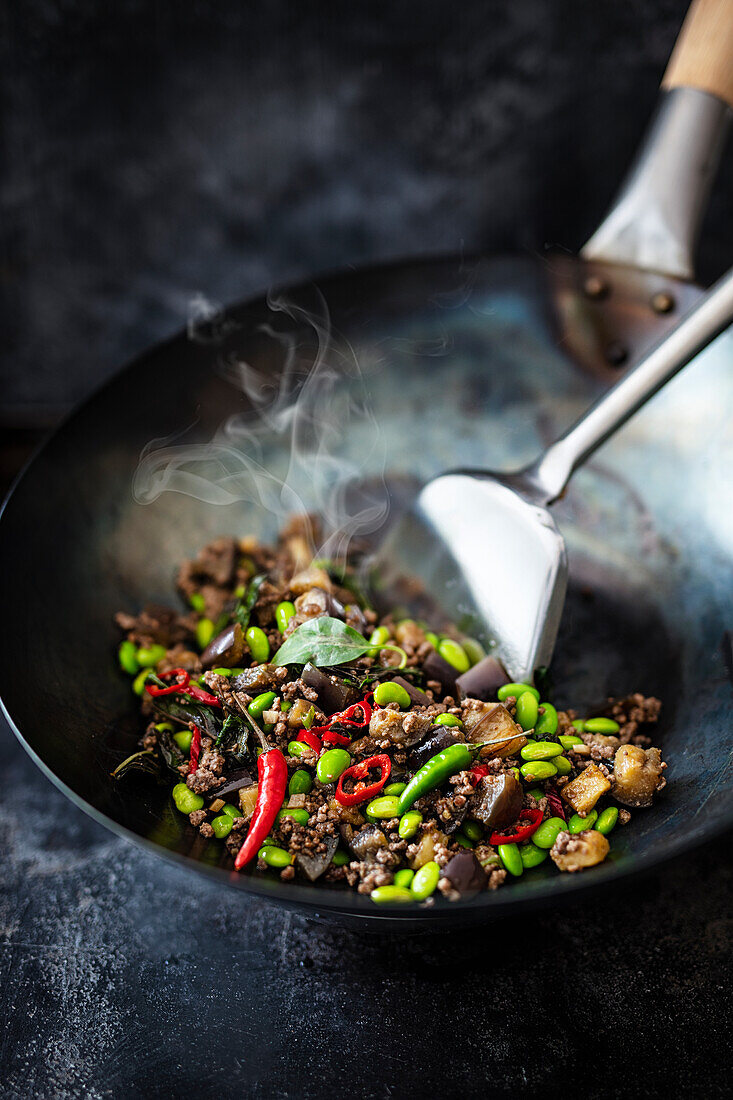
133;288;389;560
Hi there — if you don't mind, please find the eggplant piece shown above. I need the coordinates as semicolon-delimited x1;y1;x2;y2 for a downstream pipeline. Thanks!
301;663;359;715
441;850;487;895
456;656;509;702
391;676;431;708
408;728;464;770
294;587;346;621
369;707;432;748
231;664;280;694
201;622;245;669
295;836;339;881
472;773;523;829
349;824;388;861
421;650;459;692
612;745;664;807
215;769;255;800
408;826;448;870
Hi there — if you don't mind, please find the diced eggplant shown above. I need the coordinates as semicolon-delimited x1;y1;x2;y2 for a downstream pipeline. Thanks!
561;762;611;814
201;622;245;669
550;829;609;872
232;664;281;694
408;827;448;870
441;850;487;895
301;663;359;715
345;604;368;637
613;745;665;807
456;656;509;702
289;567;333;595
294;587;346;622
295;836;339;881
214;769;254;800
421;650;459;692
464;702;526;758
408;728;464;769
369;707;432;747
391;676;431;707
349;824;388;861
472;773;524;828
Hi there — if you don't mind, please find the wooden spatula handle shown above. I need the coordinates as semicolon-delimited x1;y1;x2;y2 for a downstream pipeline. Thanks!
662;0;733;108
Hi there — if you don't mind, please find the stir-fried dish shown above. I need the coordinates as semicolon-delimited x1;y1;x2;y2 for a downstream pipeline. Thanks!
114;519;666;905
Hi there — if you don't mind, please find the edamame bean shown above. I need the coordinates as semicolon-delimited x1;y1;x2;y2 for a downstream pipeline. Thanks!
248;691;277;721
571;719;586;732
316;748;352;784
280;700;292;713
174;730;193;753
519;843;549;869
211;815;233;839
462;638;486;666
384;782;407;796
559;733;584;750
553;755;572;775
222;804;241;819
498;842;523;877
454;835;473;849
172;783;204;815
434;713;463;728
568;810;597;834
189;592;206;613
438;638;470;673
584;717;621;734
288;769;313;796
331;849;350;866
368;625;390;656
424;631;439;648
276;601;296;632
365;795;401;820
370;885;413;904
498;682;539;702
277;808;310;826
595;806;619;835
520;740;564;761
532;816;566;849
526;788;544;801
535;702;559;737
373;681;411;709
516;691;539;731
411;860;440;899
258;845;293;868
245;626;270;663
520;760;558;782
118;640;139;675
136;644;167;668
398;811;422;839
287;740;310;758
394;868;415;888
155;722;174;732
195;618;216;650
462;820;483;842
132;668;151;695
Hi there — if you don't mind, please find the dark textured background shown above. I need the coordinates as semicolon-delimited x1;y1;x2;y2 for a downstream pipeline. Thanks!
1;2;732;1097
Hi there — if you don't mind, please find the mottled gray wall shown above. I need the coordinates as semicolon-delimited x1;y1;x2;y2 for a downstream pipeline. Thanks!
1;0;731;419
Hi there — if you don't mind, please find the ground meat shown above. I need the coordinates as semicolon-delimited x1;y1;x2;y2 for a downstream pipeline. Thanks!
159;644;202;674
605;693;662;744
199;823;214;839
115;604;193;648
189;809;207;826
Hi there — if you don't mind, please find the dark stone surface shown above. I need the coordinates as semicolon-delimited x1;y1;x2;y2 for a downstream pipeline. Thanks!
2;709;732;1098
2;0;732;419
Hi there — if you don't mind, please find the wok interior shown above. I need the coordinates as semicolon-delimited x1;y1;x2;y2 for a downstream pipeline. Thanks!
1;256;731;916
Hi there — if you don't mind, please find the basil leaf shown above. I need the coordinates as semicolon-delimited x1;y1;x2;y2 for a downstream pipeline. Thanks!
152;696;220;741
272;616;370;668
110;749;161;780
234;573;266;630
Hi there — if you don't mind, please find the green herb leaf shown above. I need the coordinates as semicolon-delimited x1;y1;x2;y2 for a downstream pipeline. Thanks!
233;573;266;630
110;749;161;780
272;616;371;668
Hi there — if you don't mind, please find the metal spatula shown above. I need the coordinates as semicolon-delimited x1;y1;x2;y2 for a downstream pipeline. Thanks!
373;267;733;682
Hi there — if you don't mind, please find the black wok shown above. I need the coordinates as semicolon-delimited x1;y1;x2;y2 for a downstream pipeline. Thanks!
1;3;732;926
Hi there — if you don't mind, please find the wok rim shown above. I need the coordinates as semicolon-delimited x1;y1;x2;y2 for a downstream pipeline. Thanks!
2;250;731;923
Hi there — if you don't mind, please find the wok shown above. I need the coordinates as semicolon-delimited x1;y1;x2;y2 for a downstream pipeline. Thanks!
1;2;732;926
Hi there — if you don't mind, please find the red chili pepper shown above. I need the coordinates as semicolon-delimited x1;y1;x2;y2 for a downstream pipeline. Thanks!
335;753;391;806
489;807;543;845
545;786;566;821
146;668;190;697
321;729;351;746
297;730;322;753
330;693;373;728
186;683;223;708
470;764;490;782
189;724;202;774
234;747;288;870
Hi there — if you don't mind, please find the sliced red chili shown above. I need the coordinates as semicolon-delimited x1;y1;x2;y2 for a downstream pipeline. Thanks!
330;693;373;728
146;668;190;697
470;764;490;782
297;730;322;753
335;753;391;806
186;683;222;708
189;724;202;774
545;786;566;821
489;807;543;845
321;729;351;746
